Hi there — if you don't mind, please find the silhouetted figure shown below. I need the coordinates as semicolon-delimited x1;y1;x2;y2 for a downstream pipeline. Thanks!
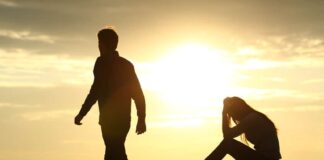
74;27;146;160
206;97;281;160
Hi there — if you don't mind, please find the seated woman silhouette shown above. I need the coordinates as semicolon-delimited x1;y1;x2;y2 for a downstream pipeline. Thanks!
206;97;281;160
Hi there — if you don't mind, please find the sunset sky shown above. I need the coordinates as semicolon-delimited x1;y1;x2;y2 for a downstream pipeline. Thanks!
1;0;324;159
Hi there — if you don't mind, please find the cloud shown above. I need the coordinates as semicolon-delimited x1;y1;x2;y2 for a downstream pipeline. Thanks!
1;0;323;60
237;59;284;70
0;0;18;7
148;112;217;128
233;50;324;72
20;109;74;121
302;78;324;84
235;35;324;61
0;48;92;87
263;105;324;112
0;102;38;109
150;118;204;128
0;29;56;43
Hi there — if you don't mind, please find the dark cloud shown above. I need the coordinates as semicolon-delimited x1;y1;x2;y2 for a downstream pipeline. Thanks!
1;0;324;58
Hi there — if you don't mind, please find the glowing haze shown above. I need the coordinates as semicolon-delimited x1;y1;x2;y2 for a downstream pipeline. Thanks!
1;0;324;159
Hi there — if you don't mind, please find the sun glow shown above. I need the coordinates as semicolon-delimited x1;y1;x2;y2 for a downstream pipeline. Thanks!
142;42;235;113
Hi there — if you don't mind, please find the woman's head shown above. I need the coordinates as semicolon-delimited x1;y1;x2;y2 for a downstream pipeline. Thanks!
223;97;278;144
223;96;254;121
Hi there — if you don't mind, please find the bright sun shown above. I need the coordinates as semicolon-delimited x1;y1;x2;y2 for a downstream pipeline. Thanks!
142;42;235;113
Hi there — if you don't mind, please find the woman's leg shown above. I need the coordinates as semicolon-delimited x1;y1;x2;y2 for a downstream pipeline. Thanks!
205;139;268;160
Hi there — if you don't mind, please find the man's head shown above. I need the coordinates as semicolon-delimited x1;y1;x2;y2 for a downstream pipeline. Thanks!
97;27;119;53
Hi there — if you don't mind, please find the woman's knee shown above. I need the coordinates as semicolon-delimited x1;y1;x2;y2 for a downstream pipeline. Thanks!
221;138;233;145
221;138;239;149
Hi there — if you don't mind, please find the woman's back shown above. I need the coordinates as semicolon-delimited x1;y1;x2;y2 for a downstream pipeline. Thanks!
206;97;282;160
243;112;281;159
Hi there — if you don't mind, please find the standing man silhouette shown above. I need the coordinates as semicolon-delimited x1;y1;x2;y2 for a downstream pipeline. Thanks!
74;27;146;160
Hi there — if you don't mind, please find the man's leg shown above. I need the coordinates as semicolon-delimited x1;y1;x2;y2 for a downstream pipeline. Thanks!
109;127;129;160
205;138;269;160
101;123;130;160
101;130;111;160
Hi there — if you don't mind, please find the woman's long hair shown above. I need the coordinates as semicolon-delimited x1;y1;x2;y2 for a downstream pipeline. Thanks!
227;97;277;144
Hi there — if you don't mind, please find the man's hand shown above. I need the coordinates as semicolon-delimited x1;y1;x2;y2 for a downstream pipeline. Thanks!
136;118;146;135
74;114;83;125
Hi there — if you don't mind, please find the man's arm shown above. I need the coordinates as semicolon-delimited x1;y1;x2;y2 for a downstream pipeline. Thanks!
75;58;101;125
129;65;146;134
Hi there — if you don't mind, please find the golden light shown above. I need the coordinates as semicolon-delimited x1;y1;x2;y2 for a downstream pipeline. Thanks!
142;42;235;114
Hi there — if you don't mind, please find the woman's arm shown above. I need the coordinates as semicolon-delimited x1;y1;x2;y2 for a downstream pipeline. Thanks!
222;107;230;135
222;98;255;139
222;98;231;138
223;113;256;139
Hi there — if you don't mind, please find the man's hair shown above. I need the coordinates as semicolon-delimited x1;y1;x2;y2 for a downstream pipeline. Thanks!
97;27;119;50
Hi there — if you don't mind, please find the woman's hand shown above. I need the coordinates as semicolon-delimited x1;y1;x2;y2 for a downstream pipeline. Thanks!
222;97;231;137
223;97;231;115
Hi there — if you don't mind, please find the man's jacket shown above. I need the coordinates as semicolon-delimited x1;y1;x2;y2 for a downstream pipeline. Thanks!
78;51;145;125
